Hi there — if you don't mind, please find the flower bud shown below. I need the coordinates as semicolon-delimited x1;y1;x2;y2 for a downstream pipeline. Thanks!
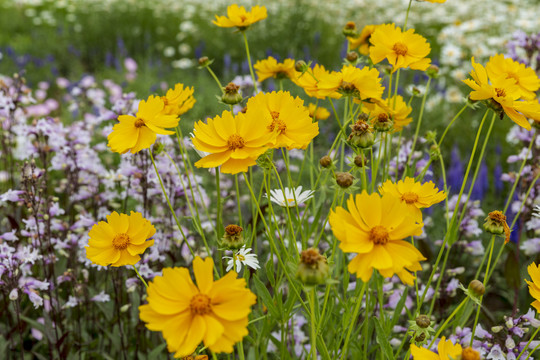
468;280;485;297
491;325;503;333
221;83;243;105
483;210;510;243
335;172;355;188
198;56;212;68
371;112;393;132
9;288;18;301
120;304;131;313
295;60;308;73
345;51;359;64
425;131;437;142
319;155;333;168
296;248;329;286
415;315;431;329
462;347;481;360
426;65;439;78
414;333;426;343
219;224;245;250
152;141;165;156
354;154;368;168
429;144;441;161
348;120;375;148
342;21;357;37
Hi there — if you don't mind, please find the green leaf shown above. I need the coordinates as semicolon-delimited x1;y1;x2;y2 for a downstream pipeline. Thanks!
374;317;395;360
253;275;280;320
148;343;168;357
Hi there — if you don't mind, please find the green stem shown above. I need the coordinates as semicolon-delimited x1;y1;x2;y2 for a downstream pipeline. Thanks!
242;31;258;94
405;77;431;175
309;287;318;360
205;66;225;93
216;169;222;238
132;265;148;288
340;281;368;360
437;104;468;147
517;326;540;360
428;297;469;348
404;0;413;29
235;175;243;227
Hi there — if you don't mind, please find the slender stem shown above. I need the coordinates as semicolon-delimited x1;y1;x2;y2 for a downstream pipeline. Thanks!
404;0;413;29
235;175;243;227
517;326;540;360
428;297;469;348
340;281;368;360
216;169;222;237
132;265;148;288
205;66;225;93
405;78;431;174
309;287;318;360
437;104;468;147
242;31;258;94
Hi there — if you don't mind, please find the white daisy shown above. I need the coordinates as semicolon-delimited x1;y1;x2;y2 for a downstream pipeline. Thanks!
224;246;260;273
265;186;315;207
534;205;540;218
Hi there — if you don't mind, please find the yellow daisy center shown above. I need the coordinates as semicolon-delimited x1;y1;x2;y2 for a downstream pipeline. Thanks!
227;134;245;150
268;111;287;133
287;198;295;203
393;42;408;56
495;88;506;97
190;294;212;315
401;192;419;204
112;233;130;250
234;254;246;262
134;119;145;128
369;225;389;245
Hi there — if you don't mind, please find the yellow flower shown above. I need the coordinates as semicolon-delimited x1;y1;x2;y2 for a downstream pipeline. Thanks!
369;23;431;73
308;103;330;120
421;0;446;3
192;110;276;174
328;191;425;285
212;4;267;30
86;211;155;267
317;65;385;100
293;64;338;99
161;83;196;116
139;257;257;358
463;57;540;130
411;337;462;360
526;262;540;312
107;95;179;154
486;54;540;100
348;25;378;55
254;57;296;82
245;91;319;150
365;95;413;131
379;177;446;221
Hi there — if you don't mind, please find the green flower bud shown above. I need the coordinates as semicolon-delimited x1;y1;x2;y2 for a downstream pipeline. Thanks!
319;155;333;168
353;154;368;168
219;224;245;250
371;112;393;132
221;83;243;105
468;280;485;297
426;65;439;78
296;248;329;286
348;120;375;148
415;315;431;329
342;21;357;37
335;172;355;188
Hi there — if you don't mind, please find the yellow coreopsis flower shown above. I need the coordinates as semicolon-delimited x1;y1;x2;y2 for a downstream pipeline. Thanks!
161;83;196;116
317;65;385;100
379;177;446;221
85;211;155;267
348;24;378;55
107;95;179;154
308;103;330;120
293;64;338;99
421;0;446;3
139;257;257;358
328;191;425;285
254;57;296;82
365;95;413;132
526;262;540;312
411;337;462;360
486;54;540;100
463;57;540;131
192;110;276;174
212;4;267;30
369;23;431;73
245;91;319;150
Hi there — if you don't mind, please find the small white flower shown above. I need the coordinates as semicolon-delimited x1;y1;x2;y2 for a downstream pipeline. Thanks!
265;186;314;207
533;205;540;218
224;246;260;273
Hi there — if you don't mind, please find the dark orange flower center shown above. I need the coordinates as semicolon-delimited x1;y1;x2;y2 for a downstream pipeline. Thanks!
393;42;408;56
495;88;506;97
369;225;389;245
112;233;130;250
190;294;212;315
134;118;145;128
401;192;419;204
161;96;169;106
227;134;245;150
340;81;357;93
377;113;390;122
268;111;287;133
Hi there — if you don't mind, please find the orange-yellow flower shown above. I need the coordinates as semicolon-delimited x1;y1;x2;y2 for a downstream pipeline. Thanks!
348;25;378;55
365;95;413;132
308;103;330;120
254;57;296;82
293;64;338;99
245;91;319;150
316;65;385;100
139;257;257;358
213;4;267;30
420;0;446;3
486;54;540;100
370;23;431;73
463;57;540;130
526;262;540;312
379;177;446;221
411;337;462;359
161;83;196;116
328;191;425;285
192;110;276;174
86;211;155;267
107;95;179;154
